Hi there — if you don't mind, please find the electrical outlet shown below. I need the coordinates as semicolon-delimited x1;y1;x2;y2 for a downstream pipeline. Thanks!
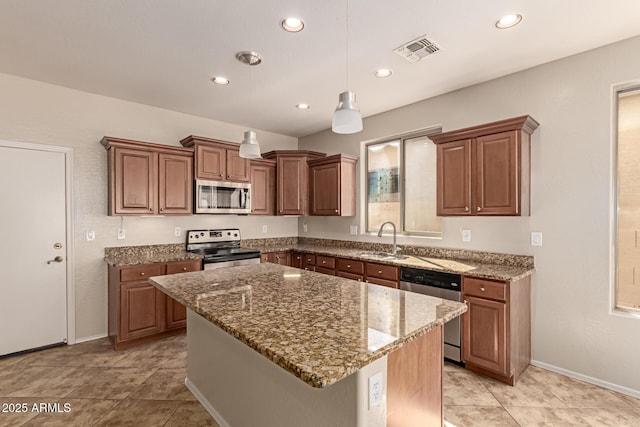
86;231;95;242
462;229;471;242
531;231;543;246
262;225;268;233
303;223;308;233
349;225;358;235
117;229;126;240
368;372;383;409
174;227;181;237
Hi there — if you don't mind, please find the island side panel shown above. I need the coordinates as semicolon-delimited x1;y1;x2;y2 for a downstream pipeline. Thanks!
185;309;387;427
387;324;443;427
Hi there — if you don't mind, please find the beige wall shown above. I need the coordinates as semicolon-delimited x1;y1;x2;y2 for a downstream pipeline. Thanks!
300;36;640;394
0;73;298;340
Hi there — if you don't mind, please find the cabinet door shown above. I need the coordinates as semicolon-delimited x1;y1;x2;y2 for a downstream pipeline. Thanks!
462;295;507;375
277;157;307;215
336;271;364;282
226;148;250;182
437;139;472;216
309;162;340;215
164;260;200;330
290;252;304;268
475;131;519;215
195;145;225;180
272;252;290;266
250;163;276;215
158;153;193;215
120;282;163;340
113;147;156;215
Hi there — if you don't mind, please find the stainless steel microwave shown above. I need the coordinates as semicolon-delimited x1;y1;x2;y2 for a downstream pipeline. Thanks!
195;180;251;214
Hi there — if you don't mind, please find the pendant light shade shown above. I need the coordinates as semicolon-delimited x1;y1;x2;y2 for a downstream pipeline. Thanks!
239;130;262;159
332;91;362;134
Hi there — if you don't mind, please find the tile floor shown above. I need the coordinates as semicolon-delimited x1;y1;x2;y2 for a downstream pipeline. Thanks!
0;335;638;426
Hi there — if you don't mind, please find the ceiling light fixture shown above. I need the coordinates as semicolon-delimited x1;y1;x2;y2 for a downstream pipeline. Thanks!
332;0;362;134
211;76;229;85
496;14;522;29
296;103;310;110
236;51;263;159
375;69;393;78
281;17;304;32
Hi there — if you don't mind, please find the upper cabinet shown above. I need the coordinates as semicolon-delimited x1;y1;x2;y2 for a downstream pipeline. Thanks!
101;137;193;216
429;115;539;216
308;154;358;216
180;135;250;182
249;158;276;215
263;150;326;216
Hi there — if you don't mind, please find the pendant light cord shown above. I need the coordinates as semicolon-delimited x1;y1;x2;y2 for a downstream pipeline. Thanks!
346;0;350;91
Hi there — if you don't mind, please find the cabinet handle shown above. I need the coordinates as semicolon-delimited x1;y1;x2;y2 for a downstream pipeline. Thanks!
477;207;481;212
480;287;485;292
465;207;469;212
160;208;164;212
183;267;187;271
335;210;338;213
322;260;326;264
140;272;145;276
149;208;153;212
347;264;351;268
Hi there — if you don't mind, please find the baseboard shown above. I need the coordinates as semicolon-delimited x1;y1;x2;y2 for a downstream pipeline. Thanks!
531;359;640;399
185;377;230;427
74;333;108;344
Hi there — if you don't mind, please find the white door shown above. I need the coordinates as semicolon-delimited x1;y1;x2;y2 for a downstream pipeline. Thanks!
0;144;68;355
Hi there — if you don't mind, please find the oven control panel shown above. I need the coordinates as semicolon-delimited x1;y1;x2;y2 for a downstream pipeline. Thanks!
187;228;240;244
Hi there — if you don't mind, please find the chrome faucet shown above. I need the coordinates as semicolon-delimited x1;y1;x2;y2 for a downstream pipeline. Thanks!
377;221;398;255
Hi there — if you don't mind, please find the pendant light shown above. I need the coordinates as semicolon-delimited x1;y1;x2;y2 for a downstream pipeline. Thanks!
332;0;363;134
237;51;263;159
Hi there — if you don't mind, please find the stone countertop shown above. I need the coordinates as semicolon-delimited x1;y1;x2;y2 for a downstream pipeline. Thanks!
248;243;533;281
149;263;467;388
104;243;202;267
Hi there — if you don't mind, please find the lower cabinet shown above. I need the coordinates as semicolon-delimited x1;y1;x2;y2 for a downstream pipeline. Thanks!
108;259;201;350
365;262;400;289
261;251;291;265
336;258;364;282
462;275;531;385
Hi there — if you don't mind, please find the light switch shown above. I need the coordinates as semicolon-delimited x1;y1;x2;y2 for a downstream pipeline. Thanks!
531;231;543;246
86;231;95;242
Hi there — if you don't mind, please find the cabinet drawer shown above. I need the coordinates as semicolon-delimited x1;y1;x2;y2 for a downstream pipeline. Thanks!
463;277;507;301
166;259;201;275
316;255;336;269
316;266;336;276
366;276;398;289
303;254;316;266
366;262;399;281
336;258;364;274
120;264;164;282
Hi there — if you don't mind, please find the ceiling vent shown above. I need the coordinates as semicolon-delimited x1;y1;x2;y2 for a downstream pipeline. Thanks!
393;35;441;63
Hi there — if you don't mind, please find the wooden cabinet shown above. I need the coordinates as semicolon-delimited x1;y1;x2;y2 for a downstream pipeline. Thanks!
308;154;358;216
365;262;399;289
429;115;539;216
180;135;250;182
102;137;193;216
108;259;201;350
250;159;276;215
462;275;531;385
261;251;291;266
290;252;304;268
263;150;326;216
315;255;336;275
336;258;365;282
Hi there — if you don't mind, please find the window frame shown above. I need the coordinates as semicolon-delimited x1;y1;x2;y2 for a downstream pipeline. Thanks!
612;80;640;317
364;126;442;238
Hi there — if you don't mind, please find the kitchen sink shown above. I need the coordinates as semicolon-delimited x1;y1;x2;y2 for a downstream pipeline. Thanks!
355;251;408;261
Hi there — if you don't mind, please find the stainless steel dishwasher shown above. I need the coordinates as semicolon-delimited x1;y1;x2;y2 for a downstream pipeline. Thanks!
400;266;463;363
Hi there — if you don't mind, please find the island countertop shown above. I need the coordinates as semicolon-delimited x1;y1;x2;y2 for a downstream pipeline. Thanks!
149;263;467;388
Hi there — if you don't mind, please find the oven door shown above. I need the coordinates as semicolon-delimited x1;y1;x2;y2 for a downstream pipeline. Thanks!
204;257;261;270
195;180;251;214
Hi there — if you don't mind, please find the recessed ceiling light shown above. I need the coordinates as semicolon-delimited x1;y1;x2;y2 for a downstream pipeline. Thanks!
495;14;522;29
211;76;229;85
375;69;393;78
281;17;304;32
296;103;310;110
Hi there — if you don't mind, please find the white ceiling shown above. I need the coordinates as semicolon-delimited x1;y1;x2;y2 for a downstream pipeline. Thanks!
1;1;639;138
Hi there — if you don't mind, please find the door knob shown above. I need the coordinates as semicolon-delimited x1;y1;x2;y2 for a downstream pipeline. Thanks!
47;256;64;264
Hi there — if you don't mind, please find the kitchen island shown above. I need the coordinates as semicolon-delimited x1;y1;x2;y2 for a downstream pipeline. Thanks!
150;263;467;427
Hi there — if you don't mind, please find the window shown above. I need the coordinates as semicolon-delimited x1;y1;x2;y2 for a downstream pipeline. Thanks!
366;132;442;237
615;84;640;312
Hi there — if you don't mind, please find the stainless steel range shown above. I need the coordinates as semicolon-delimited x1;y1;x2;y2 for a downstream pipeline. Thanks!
186;228;261;270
